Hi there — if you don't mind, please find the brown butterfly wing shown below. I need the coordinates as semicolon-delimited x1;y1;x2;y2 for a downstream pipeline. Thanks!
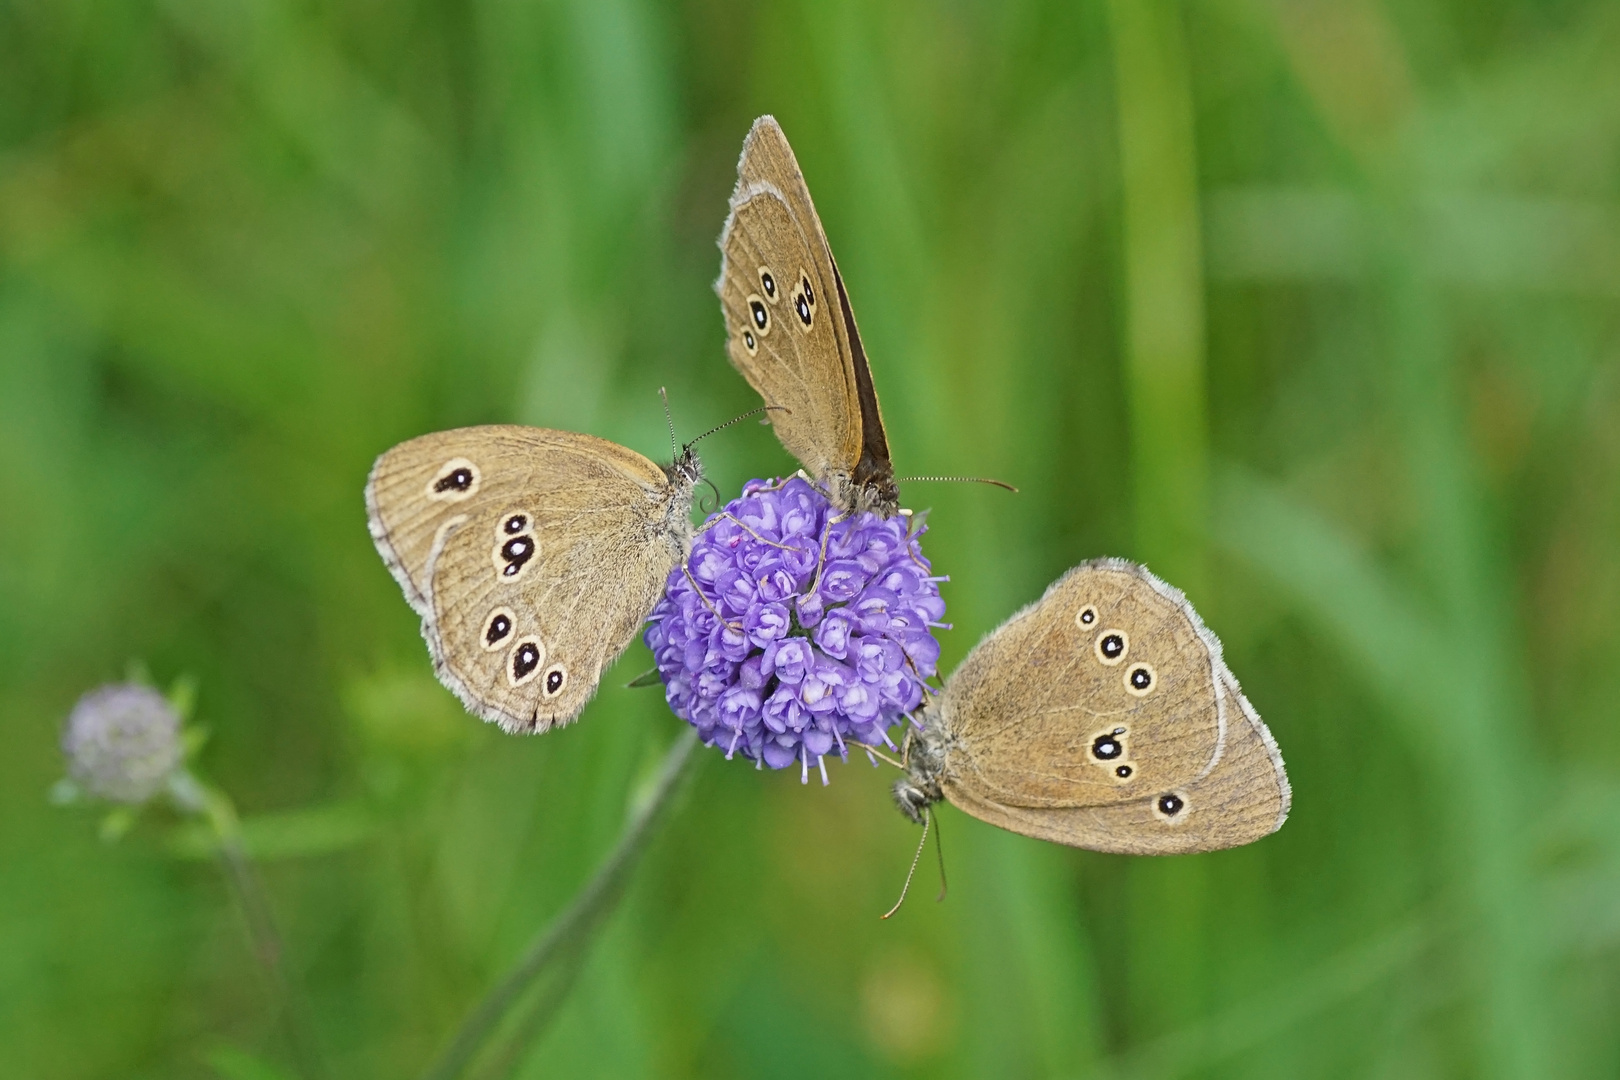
941;667;1290;854
365;426;691;733
938;560;1229;808
719;185;858;488
718;115;895;514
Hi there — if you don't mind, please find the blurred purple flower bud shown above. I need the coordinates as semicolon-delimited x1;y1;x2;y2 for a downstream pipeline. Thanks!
61;684;183;804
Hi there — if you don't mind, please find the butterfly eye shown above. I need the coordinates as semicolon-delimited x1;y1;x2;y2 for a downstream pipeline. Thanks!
542;664;568;699
508;637;546;686
1094;630;1129;666
482;607;517;650
425;457;480;501
1075;604;1098;628
758;267;778;301
747;294;771;334
1124;663;1156;696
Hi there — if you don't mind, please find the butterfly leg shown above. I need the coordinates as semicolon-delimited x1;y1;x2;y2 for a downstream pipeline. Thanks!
931;809;948;903
680;565;744;631
792;468;840;507
852;740;906;771
696;512;807;553
804;515;837;598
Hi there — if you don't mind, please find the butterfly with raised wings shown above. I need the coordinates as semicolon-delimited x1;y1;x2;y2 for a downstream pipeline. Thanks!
717;115;900;518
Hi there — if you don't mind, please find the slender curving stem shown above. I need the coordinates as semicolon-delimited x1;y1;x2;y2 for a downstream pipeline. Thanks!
421;727;701;1080
172;774;328;1080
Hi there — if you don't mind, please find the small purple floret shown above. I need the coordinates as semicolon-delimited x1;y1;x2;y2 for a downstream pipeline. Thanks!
645;477;943;781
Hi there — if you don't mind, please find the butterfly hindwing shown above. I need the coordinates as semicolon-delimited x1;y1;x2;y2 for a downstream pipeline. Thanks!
366;425;694;732
939;560;1229;809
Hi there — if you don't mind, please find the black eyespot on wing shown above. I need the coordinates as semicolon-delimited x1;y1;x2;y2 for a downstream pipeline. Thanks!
1091;734;1123;760
759;268;777;300
1116;765;1133;778
801;274;815;308
742;328;757;354
794;292;812;326
512;641;542;681
498;534;536;579
1076;604;1098;627
542;665;567;699
749;297;769;331
1095;630;1129;665
1125;663;1157;697
426;458;481;502
1157;793;1184;817
504;514;528;534
485;611;513;646
435;467;474;492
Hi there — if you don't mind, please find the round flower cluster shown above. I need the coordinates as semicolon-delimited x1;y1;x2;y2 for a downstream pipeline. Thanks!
645;477;945;780
61;683;183;804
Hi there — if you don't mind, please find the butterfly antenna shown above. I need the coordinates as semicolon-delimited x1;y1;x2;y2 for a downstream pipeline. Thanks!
895;475;1019;493
684;405;790;452
932;808;948;903
659;387;678;461
882;809;932;920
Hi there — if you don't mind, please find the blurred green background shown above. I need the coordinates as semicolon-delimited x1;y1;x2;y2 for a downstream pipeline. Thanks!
4;0;1619;1076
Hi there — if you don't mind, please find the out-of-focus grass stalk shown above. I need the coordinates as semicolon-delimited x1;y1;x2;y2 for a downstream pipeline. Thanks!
1378;249;1551;1080
420;728;699;1080
1107;0;1214;1039
1106;920;1430;1079
808;6;1108;1073
1107;0;1209;595
169;774;328;1080
1258;3;1555;1072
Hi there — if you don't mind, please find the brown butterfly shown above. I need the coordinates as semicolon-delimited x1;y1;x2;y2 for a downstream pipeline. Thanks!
365;426;699;733
893;559;1290;855
717;116;899;518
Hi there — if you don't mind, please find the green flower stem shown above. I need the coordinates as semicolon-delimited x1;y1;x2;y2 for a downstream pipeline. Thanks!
171;774;328;1080
421;727;700;1080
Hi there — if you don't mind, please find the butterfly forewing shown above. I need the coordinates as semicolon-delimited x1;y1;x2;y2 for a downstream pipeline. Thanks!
366;425;691;733
719;115;895;515
938;561;1228;809
719;186;860;485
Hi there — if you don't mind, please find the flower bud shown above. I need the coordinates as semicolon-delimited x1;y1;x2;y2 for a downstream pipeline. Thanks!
61;684;183;804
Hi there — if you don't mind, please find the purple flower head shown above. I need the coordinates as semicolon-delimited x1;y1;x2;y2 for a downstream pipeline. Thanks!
645;477;945;783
